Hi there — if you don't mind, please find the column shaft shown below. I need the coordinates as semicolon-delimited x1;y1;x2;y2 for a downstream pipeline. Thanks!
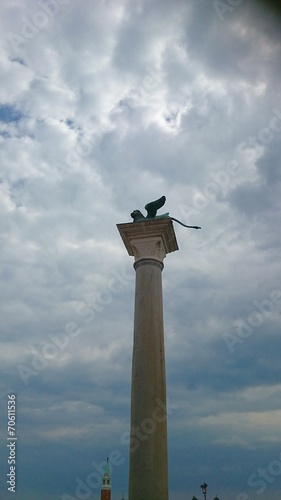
129;258;168;500
117;219;178;500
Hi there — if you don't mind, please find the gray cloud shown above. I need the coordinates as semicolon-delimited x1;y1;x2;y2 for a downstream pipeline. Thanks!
0;1;281;499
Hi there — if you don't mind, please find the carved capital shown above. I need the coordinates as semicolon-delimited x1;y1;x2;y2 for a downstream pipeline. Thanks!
131;237;166;263
117;219;178;264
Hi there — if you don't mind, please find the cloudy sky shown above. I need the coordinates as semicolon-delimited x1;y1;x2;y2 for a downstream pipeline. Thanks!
0;0;281;499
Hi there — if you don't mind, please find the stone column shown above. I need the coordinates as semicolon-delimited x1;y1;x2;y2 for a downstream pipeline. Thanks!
117;219;178;500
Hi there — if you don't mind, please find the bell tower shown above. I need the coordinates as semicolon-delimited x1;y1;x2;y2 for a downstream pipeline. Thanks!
100;458;111;500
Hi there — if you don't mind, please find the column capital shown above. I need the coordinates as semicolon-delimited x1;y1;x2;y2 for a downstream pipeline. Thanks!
117;218;179;264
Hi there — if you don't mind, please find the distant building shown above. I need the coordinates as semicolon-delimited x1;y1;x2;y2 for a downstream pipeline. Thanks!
100;458;111;500
99;457;126;499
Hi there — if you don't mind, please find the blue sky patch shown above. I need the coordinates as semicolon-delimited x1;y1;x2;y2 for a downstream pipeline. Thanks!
0;104;24;123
